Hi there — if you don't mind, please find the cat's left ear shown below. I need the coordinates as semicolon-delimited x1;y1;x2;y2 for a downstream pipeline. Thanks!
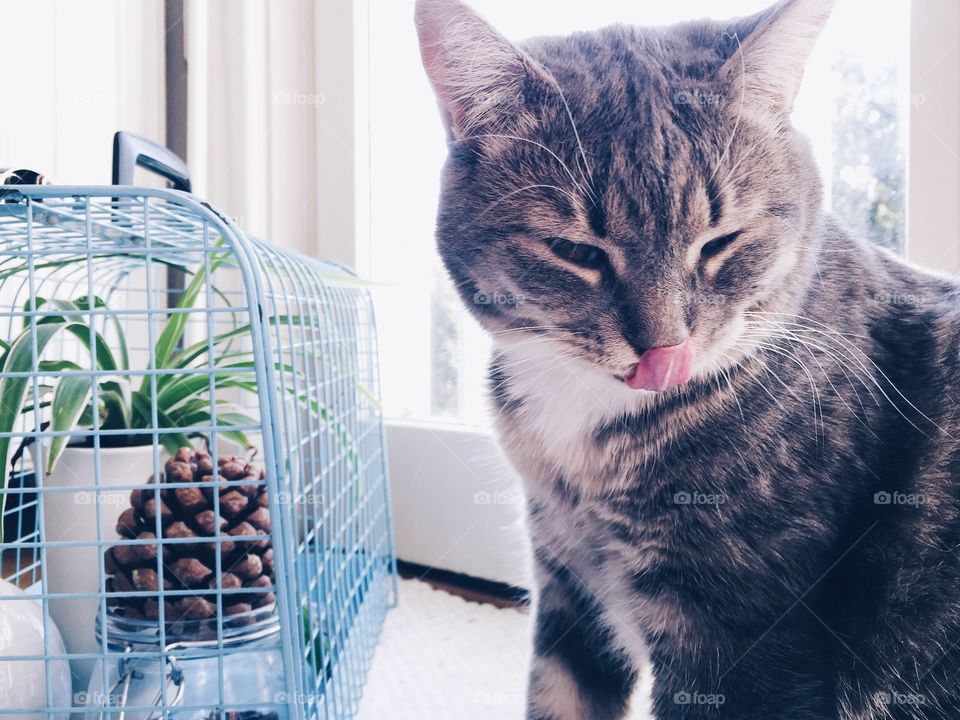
721;0;835;114
415;0;554;142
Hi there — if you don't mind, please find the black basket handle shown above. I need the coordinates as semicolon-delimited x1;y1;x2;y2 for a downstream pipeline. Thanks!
112;131;191;192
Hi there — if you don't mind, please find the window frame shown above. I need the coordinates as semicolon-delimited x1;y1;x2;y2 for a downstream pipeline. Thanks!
907;0;960;271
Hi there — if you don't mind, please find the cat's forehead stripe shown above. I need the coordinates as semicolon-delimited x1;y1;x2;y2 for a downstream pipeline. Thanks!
707;177;724;226
587;200;608;238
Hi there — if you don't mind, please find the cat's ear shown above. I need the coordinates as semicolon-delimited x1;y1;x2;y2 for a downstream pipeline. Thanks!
415;0;549;141
722;0;835;114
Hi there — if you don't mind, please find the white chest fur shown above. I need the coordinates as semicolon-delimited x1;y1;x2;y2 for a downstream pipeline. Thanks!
494;337;651;474
495;338;661;717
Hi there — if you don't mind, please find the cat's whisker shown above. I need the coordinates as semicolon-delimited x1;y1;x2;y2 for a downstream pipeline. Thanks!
744;322;882;408
709;30;746;186
490;325;572;336
489;350;578;394
490;333;599;359
744;311;871;342
745;326;880;416
743;320;882;393
541;69;597;201
464;132;593;203
710;354;746;423
732;348;788;411
744;313;947;437
771;333;846;428
751;339;824;438
783;342;881;440
743;324;872;396
477;183;584;219
744;322;919;440
743;328;880;438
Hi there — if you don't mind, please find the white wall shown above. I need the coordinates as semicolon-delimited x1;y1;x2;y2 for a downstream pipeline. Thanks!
0;0;165;185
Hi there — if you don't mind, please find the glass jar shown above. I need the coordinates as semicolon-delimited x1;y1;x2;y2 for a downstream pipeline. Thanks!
84;606;289;720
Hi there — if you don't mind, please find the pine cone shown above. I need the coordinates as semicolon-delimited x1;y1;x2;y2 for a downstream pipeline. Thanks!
105;447;275;622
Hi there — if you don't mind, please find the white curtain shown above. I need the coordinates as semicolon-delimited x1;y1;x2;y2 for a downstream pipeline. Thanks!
184;0;362;266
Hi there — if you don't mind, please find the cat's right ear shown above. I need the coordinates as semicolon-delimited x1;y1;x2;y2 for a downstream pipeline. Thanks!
415;0;547;142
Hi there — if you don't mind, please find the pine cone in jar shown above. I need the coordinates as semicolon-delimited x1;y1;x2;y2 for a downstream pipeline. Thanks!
105;447;275;622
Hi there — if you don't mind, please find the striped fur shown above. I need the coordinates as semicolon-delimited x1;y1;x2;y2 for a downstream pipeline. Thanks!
417;1;960;718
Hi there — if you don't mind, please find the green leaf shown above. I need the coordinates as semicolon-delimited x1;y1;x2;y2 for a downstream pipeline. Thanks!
168;324;254;372
165;397;210;423
154;372;257;414
38;360;83;372
29;300;118;372
0;322;90;532
173;408;256;449
146;243;229;385
129;390;154;429
64;325;117;373
99;381;132;430
129;391;191;453
28;297;78;328
74;295;129;371
166;313;322;377
45;374;93;474
356;381;383;415
20;401;52;414
158;431;193;456
78;405;94;427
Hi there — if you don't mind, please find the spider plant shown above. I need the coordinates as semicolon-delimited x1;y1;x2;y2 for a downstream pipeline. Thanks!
0;250;368;544
0;250;260;531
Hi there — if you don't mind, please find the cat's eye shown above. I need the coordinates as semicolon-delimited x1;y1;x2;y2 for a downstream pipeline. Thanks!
699;230;743;262
545;237;608;270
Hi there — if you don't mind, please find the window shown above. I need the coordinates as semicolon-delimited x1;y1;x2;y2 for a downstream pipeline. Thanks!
366;0;912;426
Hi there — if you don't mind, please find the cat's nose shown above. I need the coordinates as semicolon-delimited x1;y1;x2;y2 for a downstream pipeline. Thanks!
625;338;695;392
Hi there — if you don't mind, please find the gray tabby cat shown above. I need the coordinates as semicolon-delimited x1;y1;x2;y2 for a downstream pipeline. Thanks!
416;0;960;718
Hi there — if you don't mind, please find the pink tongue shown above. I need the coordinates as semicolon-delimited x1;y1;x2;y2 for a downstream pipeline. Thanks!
625;339;695;392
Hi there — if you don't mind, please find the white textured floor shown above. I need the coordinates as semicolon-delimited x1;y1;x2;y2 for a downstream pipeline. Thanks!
356;578;532;719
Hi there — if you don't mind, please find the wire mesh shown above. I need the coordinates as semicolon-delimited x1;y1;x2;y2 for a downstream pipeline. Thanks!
0;185;396;720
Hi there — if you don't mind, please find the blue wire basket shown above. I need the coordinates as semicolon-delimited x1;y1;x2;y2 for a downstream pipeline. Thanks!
0;134;397;719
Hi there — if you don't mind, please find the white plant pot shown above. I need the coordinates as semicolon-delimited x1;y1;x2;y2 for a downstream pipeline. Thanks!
0;578;71;719
28;443;159;695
